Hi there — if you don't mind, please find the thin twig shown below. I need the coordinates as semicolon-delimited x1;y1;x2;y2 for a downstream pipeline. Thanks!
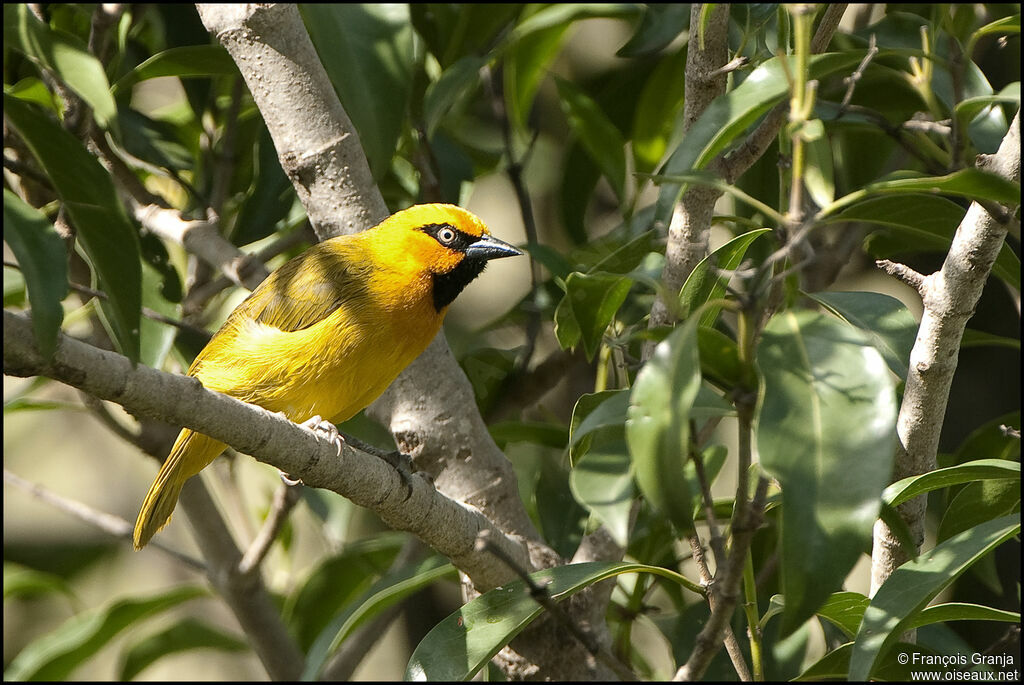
476;530;638;682
875;259;927;294
839;34;878;111
238;477;303;575
4;469;205;571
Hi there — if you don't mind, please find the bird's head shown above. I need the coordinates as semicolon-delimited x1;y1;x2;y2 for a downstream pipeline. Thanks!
368;203;522;311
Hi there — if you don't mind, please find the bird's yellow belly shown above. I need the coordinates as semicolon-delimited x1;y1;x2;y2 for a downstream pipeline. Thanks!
193;304;441;424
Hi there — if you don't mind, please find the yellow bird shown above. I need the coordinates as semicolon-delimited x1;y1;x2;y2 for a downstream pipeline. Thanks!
134;203;521;549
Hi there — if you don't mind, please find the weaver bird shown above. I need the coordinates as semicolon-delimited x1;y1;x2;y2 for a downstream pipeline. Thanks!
134;203;521;549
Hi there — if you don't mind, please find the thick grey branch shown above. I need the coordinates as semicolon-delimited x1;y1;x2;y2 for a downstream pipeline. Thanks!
3;310;531;593
870;109;1021;594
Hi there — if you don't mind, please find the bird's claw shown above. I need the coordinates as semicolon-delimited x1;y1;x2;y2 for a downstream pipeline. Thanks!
301;415;345;457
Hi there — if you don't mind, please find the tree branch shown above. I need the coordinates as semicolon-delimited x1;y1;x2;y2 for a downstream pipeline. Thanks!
3;309;533;593
870;109;1021;595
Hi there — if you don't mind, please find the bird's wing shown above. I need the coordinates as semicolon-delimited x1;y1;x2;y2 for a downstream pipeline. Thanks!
241;245;371;333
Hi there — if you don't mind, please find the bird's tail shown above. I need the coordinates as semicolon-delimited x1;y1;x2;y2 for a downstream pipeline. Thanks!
133;429;225;550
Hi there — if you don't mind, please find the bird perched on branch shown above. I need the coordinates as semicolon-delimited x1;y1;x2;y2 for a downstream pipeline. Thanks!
134;203;521;549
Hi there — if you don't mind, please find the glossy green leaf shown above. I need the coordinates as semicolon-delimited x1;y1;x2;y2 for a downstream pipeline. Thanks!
570;448;635;546
654;51;865;225
632;47;687;171
424;55;487;138
109;45;237;96
119;617;247;680
303;556;455;680
697;326;742;388
824;168;1021;216
284;533;405;650
617;3;689;57
555;77;627;202
505;4;641;46
684;444;728;519
627;315;702;535
824;193;1021;291
406;560;698;682
3;190;68;360
802;119;835;208
906;602;1020;632
809;290;918;380
587;230;659;275
961;328;1021;350
568;389;629;465
4;4;117;129
757;310;897;635
849;515;1021;681
937;478;1021;542
301;4;415;179
761;591;870;639
4;586;206;681
557;272;633;360
503;16;571;132
678;228;772;326
4;94;141;360
953;413;1021;465
815;592;871;639
884;459;1021;508
795;641;931;681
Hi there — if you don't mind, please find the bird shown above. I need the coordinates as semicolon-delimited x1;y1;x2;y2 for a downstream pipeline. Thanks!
133;203;521;549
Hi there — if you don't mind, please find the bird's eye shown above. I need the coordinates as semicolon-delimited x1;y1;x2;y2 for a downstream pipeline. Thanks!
437;226;457;244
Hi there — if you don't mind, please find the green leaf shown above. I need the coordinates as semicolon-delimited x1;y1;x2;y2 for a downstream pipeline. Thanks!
849;515;1021;681
424;55;487;138
109;45;238;96
3;562;77;605
937;478;1021;542
814;592;871;639
802;119;835;208
554;77;627;202
884;459;1021;508
588;230;659;275
697;326;742;388
303;556;455;680
489;420;569;450
3;4;117;129
557;272;633;360
824;168;1021;215
761;591;870;639
906;602;1020;632
118;617;247;680
830;193;1021;291
617;4;689;57
678;228;772;326
284;533;405;650
4;586;206;681
503;16;571;132
301;4;415;179
809;290;918;380
631;47;687;171
570;448;635;547
405;560;697;682
627;315;703;535
504;4;641;46
3;190;68;360
654;51;865;226
756;310;898;635
4;94;141;360
795;641;932;681
568;389;629;466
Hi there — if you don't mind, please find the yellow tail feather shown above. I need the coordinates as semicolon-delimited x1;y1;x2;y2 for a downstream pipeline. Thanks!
133;429;226;550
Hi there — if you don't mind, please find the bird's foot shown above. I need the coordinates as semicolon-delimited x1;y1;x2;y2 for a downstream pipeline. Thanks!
301;415;345;457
